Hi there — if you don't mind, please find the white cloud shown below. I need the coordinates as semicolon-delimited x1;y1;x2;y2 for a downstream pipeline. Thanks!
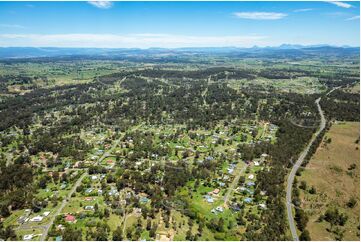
0;24;25;29
0;33;268;48
233;12;287;20
293;8;314;13
346;15;360;21
326;1;353;9
88;1;113;9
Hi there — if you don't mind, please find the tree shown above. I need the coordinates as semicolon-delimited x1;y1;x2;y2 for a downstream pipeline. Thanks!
299;181;307;190
324;208;348;229
309;186;316;194
146;219;152;231
186;229;193;240
217;218;225;232
295;209;309;231
62;226;82;241
112;226;123;241
52;171;60;183
0;204;10;217
149;223;157;238
104;208;110;218
346;197;357;208
38;176;48;189
300;229;311;241
0;223;17;240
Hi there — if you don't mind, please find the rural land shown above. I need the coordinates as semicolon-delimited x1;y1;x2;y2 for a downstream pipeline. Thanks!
0;45;359;241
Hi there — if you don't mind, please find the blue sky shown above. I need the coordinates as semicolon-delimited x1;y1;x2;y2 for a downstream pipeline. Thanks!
0;1;359;48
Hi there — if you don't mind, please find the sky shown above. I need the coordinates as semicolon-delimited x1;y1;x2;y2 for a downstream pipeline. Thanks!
0;1;359;48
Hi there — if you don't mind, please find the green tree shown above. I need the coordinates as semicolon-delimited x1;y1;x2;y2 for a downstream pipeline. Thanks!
300;229;311;241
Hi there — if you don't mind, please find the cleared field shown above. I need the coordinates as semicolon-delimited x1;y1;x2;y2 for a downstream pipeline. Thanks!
299;122;360;241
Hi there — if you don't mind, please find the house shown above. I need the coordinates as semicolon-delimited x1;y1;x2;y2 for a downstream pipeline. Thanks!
85;188;93;194
108;188;119;196
244;198;253;203
246;181;255;187
261;153;268;162
30;216;43;222
203;195;214;203
134;208;142;214
57;224;65;231
254;161;260;166
85;197;93;201
248;174;254;180
73;161;82;168
205;156;214;161
23;234;34;241
259;203;267;209
91;175;97;180
65;214;76;223
18;216;27;224
260;190;267;196
43;211;50;217
216;206;224;212
139;197;149;203
212;188;220;195
84;205;94;210
230;203;241;211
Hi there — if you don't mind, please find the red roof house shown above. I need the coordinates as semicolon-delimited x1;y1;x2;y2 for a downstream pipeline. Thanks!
65;214;76;223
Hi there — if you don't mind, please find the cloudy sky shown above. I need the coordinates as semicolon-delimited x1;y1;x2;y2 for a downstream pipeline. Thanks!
0;1;359;48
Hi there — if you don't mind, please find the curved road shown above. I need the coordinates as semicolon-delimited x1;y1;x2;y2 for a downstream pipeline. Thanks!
286;97;326;241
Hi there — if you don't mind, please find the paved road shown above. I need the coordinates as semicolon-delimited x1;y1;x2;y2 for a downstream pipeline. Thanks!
40;171;88;241
40;133;124;240
286;97;326;241
223;162;247;206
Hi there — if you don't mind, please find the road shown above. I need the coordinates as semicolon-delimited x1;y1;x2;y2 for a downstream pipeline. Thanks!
39;133;124;240
286;97;326;241
223;162;247;206
39;171;88;240
36;132;124;240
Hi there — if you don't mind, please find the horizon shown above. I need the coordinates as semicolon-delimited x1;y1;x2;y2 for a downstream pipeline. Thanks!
0;44;360;49
0;1;360;48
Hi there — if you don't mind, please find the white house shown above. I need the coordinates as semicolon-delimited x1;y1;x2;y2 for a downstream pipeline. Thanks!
216;206;224;213
30;216;43;222
23;234;34;240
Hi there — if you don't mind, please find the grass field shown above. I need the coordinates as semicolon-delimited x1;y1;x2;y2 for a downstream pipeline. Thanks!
299;122;360;241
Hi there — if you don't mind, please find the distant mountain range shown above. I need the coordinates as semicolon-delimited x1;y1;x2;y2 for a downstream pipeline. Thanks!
0;45;359;59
